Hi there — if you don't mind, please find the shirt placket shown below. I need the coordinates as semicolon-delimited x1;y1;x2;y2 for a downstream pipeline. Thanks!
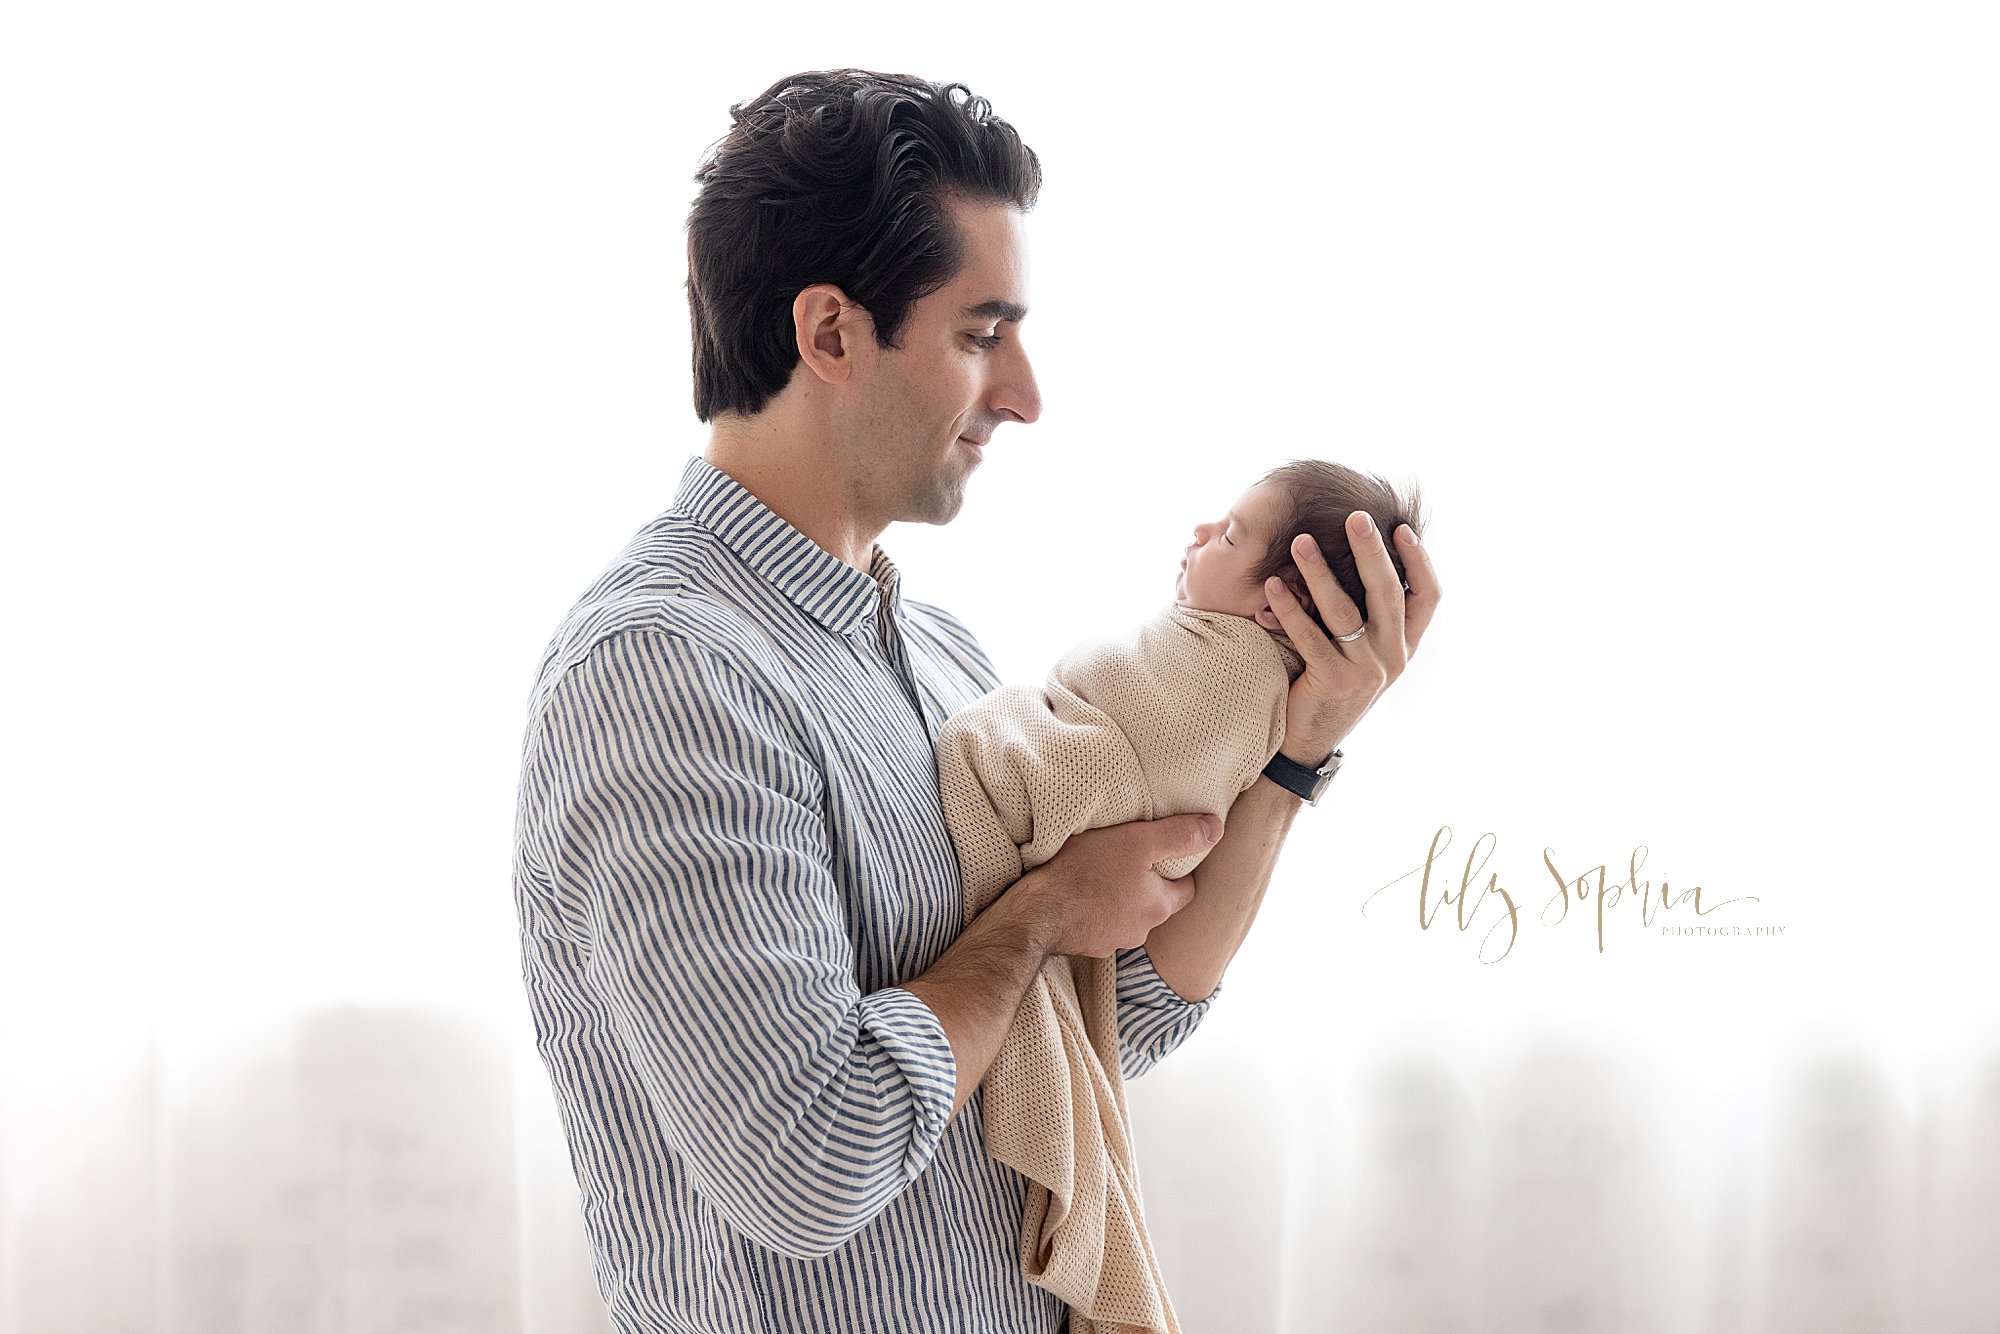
873;591;937;742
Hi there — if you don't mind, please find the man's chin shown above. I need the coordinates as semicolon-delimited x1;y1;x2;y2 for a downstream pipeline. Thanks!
905;485;967;527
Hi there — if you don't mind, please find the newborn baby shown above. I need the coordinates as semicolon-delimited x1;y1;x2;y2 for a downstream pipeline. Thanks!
934;458;1424;1334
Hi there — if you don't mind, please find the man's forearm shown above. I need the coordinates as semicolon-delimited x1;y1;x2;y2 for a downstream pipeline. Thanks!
902;879;1059;1126
1142;774;1303;1004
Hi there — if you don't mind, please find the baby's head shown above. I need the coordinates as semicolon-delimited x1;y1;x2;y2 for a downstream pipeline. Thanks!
1174;459;1426;641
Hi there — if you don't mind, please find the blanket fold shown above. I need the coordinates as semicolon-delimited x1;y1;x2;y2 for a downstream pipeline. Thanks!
935;605;1302;1334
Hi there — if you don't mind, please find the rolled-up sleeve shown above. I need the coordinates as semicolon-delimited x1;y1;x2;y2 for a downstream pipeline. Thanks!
1113;944;1221;1081
522;627;957;1261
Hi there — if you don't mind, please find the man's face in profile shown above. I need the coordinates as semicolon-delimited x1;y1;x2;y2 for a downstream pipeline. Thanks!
842;194;1043;527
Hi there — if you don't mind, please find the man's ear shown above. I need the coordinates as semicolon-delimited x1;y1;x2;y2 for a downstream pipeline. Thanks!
792;283;871;386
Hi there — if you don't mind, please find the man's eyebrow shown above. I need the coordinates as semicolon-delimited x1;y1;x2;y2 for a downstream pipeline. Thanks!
961;299;1028;324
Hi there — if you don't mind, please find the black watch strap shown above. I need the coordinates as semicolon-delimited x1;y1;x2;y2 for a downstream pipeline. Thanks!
1262;747;1343;805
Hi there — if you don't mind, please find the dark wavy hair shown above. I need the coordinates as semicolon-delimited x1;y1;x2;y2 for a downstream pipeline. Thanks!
685;69;1043;422
1250;460;1427;638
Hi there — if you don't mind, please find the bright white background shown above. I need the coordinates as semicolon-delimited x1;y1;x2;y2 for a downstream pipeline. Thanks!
3;1;1997;1331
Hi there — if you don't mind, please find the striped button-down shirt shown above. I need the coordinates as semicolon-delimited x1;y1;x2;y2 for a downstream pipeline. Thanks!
512;455;1221;1334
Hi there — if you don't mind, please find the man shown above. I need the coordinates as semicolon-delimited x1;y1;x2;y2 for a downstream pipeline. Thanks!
512;68;1440;1334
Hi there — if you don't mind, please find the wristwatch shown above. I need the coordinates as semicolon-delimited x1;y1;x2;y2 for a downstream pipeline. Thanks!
1261;747;1343;805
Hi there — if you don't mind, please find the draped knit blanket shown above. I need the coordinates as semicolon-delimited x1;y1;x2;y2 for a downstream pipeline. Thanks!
934;605;1305;1334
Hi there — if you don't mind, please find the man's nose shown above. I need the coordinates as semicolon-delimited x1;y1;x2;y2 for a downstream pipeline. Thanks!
991;342;1042;426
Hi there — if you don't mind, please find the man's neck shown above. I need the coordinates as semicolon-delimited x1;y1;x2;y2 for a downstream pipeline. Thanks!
704;429;883;573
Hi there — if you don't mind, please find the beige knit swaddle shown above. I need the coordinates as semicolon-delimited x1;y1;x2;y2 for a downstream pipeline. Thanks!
934;605;1304;1334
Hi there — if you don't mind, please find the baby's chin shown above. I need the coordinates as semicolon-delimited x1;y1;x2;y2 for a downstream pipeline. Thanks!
1177;573;1264;621
1174;592;1259;621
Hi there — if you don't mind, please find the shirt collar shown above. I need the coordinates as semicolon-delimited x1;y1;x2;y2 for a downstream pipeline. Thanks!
668;454;904;637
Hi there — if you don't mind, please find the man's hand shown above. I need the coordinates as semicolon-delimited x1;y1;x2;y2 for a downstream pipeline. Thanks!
1264;514;1443;764
1015;814;1224;959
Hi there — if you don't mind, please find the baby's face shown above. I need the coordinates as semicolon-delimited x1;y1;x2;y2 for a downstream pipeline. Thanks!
1175;480;1288;622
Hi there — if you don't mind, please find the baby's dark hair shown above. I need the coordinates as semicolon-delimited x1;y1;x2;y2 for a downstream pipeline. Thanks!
1250;459;1427;639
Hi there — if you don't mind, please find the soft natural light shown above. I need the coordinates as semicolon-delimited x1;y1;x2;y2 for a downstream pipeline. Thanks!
4;1;1995;1330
